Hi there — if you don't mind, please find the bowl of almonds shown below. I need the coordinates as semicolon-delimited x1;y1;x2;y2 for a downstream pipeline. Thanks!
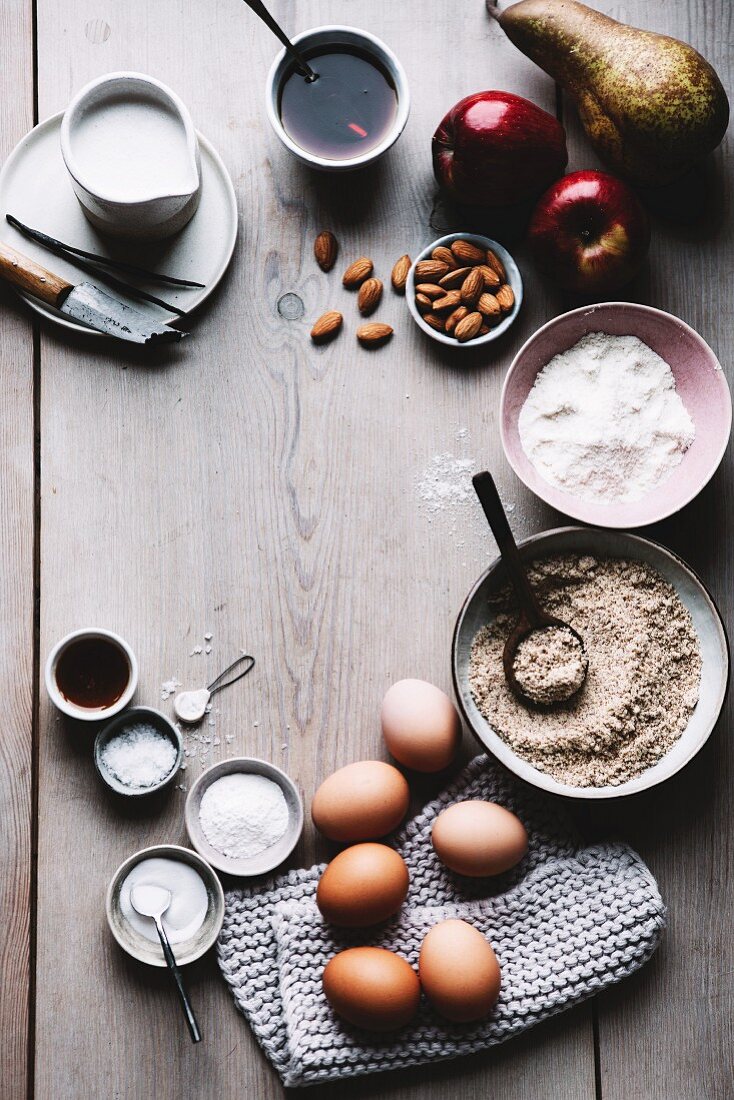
406;233;522;347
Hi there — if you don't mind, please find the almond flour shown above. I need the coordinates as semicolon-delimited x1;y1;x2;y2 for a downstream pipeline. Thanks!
469;554;701;787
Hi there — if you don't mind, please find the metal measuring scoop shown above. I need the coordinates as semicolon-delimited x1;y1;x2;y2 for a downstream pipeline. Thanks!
174;653;255;725
130;885;201;1044
472;472;587;706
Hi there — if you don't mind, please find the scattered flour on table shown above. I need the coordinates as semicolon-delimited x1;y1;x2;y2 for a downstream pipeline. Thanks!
199;772;289;859
415;430;515;565
518;333;695;504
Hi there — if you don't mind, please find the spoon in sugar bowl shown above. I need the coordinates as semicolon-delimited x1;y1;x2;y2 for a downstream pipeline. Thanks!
130;885;201;1043
472;472;588;706
174;653;255;725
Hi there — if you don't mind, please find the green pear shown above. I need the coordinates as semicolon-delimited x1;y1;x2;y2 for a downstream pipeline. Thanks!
488;0;729;186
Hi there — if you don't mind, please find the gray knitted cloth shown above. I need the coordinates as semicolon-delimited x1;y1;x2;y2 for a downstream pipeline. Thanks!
217;755;665;1087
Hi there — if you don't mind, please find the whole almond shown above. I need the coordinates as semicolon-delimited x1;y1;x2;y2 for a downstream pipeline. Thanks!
357;322;393;347
422;312;445;332
477;264;501;289
431;245;458;270
358;277;383;316
432;290;462;312
391;254;411;294
495;284;515;312
445;306;469;335
451;239;485;265
415;293;433;313
460;268;484;306
311;310;343;344
454;311;483;342
343;257;373;288
478;292;501;318
415;283;443;299
314;230;338;272
479;323;491;336
439;266;471;289
485;249;507;282
415;259;449;281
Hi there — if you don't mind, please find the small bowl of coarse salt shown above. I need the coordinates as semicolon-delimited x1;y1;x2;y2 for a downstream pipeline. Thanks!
184;757;304;876
94;706;183;797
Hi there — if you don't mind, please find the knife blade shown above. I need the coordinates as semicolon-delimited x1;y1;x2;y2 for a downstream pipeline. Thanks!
0;240;187;344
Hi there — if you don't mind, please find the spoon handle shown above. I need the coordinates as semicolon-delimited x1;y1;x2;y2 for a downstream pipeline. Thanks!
154;917;201;1044
472;472;545;624
241;0;315;78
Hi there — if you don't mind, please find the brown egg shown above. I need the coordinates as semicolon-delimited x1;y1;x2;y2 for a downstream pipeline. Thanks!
381;678;461;772
432;800;528;877
419;919;501;1022
323;947;420;1031
316;843;409;927
311;760;410;842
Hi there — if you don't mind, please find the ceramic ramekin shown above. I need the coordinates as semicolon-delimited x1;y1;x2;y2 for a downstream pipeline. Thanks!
45;627;138;722
265;25;410;171
106;844;225;967
452;526;729;800
60;72;201;239
500;303;732;528
406;232;523;349
185;757;304;876
94;706;183;796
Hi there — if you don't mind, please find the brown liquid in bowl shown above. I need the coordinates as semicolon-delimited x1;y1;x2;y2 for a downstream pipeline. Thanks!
56;637;129;710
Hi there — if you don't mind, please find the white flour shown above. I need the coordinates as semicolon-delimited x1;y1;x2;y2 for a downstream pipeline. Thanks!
199;773;289;859
518;333;695;503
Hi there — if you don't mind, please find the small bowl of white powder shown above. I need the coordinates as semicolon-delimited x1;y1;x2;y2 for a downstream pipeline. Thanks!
95;706;183;796
184;757;304;876
501;303;731;528
106;844;225;966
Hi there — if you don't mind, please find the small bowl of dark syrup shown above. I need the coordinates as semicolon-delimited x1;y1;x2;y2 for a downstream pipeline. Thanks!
45;628;138;722
266;25;410;171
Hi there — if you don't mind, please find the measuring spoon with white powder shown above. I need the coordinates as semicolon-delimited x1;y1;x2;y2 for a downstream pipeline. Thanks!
473;471;588;706
174;654;255;724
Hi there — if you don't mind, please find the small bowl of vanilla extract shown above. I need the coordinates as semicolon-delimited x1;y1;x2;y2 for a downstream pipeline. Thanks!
266;25;410;171
45;628;138;722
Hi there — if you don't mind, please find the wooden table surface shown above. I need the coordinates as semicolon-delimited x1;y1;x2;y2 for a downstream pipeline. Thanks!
1;1;732;1097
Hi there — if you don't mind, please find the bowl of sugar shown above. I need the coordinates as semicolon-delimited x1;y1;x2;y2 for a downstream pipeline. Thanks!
501;303;732;528
94;706;183;796
106;844;225;966
185;757;304;876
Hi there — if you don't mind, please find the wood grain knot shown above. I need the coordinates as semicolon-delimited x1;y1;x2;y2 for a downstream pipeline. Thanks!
84;19;111;44
277;293;305;321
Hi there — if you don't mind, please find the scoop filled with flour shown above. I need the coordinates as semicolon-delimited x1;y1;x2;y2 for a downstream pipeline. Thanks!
518;333;694;503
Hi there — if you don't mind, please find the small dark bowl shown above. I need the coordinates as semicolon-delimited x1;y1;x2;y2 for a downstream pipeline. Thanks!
94;705;183;797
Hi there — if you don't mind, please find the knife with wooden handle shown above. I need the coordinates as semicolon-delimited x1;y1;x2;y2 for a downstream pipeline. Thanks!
0;241;187;344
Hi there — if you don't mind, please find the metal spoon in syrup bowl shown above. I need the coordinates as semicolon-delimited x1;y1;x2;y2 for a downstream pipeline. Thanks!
241;0;318;81
130;885;202;1043
472;471;588;707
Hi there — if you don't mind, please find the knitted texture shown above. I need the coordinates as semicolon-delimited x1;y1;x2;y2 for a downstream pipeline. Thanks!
218;756;665;1087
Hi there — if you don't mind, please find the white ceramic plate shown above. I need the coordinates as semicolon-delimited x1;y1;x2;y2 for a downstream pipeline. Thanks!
0;112;238;334
452;527;729;800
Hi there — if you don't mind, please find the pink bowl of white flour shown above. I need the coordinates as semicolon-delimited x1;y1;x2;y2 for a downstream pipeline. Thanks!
501;303;732;528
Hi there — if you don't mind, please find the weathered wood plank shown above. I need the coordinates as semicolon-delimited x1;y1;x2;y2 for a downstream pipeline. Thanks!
32;0;595;1096
0;2;35;1098
547;1;734;1097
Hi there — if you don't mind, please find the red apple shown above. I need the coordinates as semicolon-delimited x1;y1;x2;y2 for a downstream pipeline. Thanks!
528;170;650;295
432;91;567;207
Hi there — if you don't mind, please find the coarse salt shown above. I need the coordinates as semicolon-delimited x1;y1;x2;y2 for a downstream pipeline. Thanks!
100;722;178;788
